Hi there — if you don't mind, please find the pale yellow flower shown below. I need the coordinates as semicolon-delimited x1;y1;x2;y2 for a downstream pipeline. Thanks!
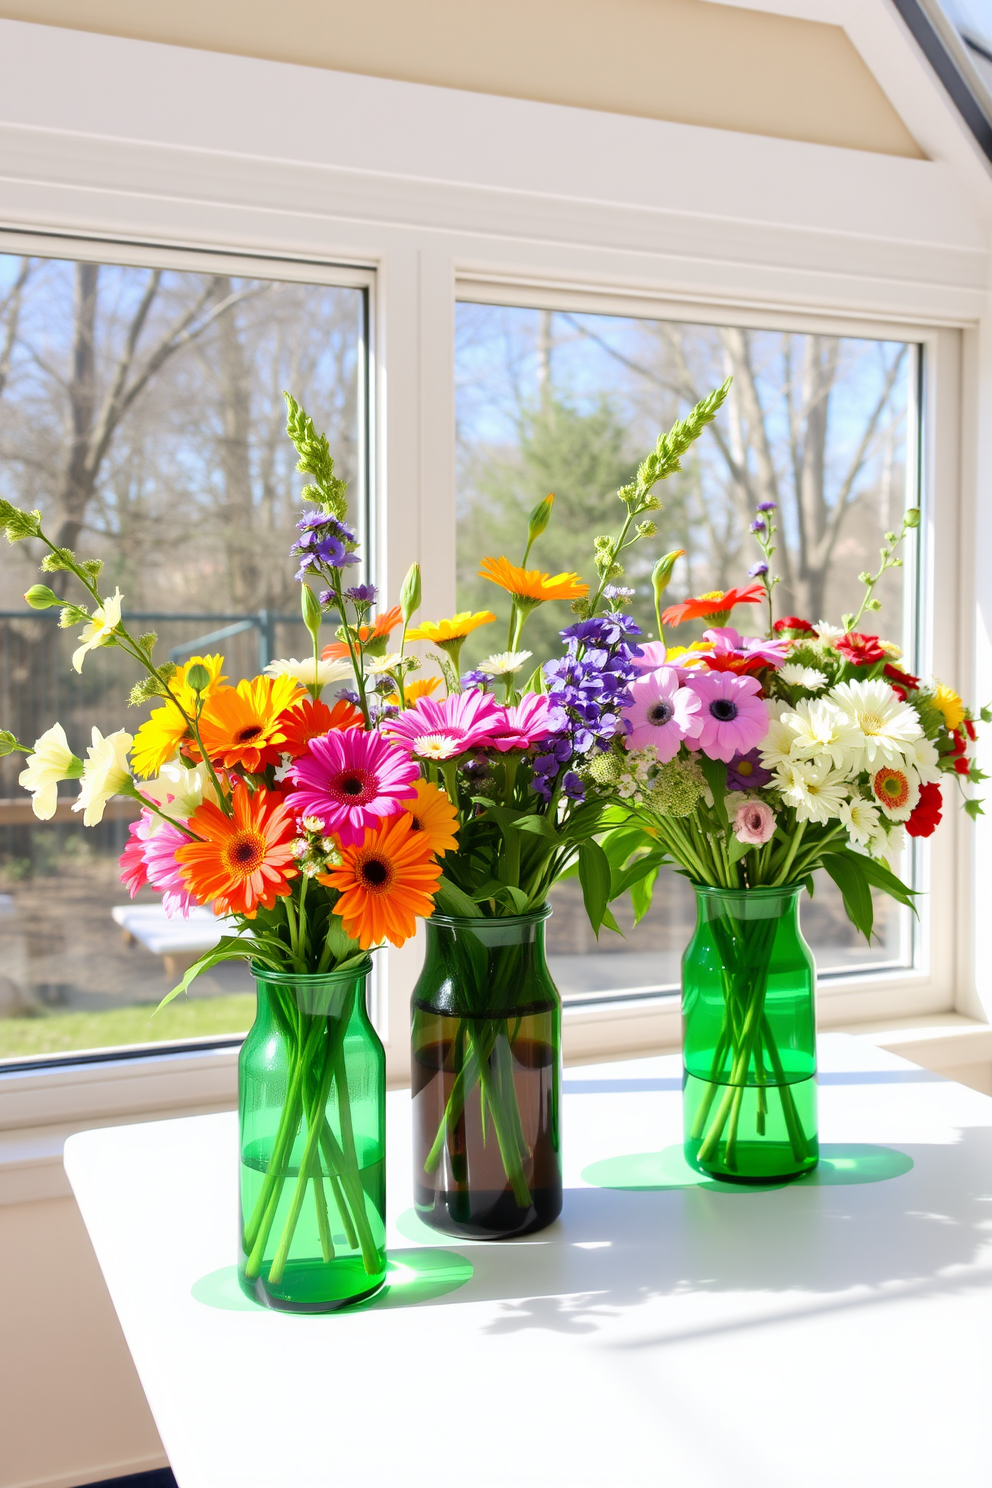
71;589;123;673
72;727;133;827
17;723;81;820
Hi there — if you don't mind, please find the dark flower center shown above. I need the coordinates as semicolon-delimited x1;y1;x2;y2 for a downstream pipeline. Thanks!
647;701;674;727
237;724;264;743
228;833;264;871
361;858;389;886
709;698;738;722
332;768;374;802
409;815;423;832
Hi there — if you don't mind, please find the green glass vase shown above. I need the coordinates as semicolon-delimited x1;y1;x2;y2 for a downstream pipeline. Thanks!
412;907;562;1239
238;960;386;1311
682;885;818;1184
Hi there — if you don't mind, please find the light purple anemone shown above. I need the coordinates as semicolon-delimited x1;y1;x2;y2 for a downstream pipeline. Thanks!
684;670;770;764
622;667;702;760
703;626;790;669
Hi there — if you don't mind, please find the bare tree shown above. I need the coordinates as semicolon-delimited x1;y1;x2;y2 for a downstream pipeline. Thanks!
0;258;31;399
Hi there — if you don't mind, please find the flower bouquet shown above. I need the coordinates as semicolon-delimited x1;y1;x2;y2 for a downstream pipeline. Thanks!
590;501;986;1182
0;395;450;1310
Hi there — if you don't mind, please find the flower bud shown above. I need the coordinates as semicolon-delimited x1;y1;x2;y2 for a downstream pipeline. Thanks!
24;584;59;610
0;730;21;757
904;508;921;529
399;562;422;624
301;583;323;641
651;549;685;603
186;663;211;694
527;493;554;545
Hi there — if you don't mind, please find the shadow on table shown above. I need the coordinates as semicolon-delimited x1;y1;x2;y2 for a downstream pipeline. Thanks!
391;1125;992;1337
192;1247;473;1314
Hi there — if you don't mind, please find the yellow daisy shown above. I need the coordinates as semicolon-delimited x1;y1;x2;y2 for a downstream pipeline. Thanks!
479;556;588;604
131;654;228;779
405;612;495;646
401;780;460;856
932;683;966;732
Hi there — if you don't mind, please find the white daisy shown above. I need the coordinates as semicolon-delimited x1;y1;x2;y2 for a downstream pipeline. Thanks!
364;652;405;676
478;649;533;678
778;663;828;691
814;621;845;645
413;732;463;760
758;714;799;771
265;656;354;688
869;762;921;822
140;760;220;829
868;821;906;863
780;697;864;771
907;734;942;784
775;758;850;824
837;795;881;848
829;678;923;766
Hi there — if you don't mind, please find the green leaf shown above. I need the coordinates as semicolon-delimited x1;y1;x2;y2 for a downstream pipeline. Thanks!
578;838;612;939
697;754;728;831
841;848;919;913
155;936;257;1012
609;849;665;904
501;885;529;914
727;833;752;866
601;906;622;936
820;853;874;942
434;875;483;917
964;798;985;820
323;914;364;965
511;813;559;842
629;865;658;925
522;664;547;695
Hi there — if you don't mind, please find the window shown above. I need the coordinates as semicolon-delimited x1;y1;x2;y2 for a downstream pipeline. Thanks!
0;246;370;1064
456;300;919;1005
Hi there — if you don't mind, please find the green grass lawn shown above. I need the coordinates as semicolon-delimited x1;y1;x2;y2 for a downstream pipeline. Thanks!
0;993;254;1059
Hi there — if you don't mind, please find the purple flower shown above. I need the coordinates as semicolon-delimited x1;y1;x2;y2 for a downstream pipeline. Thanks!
726;748;773;792
291;509;358;579
748;562;769;577
750;519;766;534
345;583;378;604
460;669;491;692
561;772;585;801
603;584;635;601
622;667;702;759
757;501;777;513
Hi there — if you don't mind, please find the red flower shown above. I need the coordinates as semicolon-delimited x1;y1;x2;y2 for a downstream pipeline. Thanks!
965;718;978;742
906;781;943;838
884;663;920;701
661;583;765;629
772;616;816;637
836;632;885;667
700;651;768;677
950;729;971;775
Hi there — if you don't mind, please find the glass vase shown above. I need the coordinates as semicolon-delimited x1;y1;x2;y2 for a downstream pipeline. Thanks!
412;907;562;1239
238;960;386;1311
682;884;818;1184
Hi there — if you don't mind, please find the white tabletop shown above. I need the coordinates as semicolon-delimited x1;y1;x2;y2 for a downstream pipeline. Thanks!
64;1034;992;1488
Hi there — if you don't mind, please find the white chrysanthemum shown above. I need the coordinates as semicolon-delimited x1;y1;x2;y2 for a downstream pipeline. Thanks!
72;727;133;827
17;723;80;821
868;821;906;863
759;714;799;771
775;758;850;824
837;795;881;848
265;656;354;687
907;734;942;784
478;649;533;678
780;697;865;771
814;621;844;645
829;678;923;765
413;732;462;760
869;762;921;822
140;760;220;831
71;588;123;673
363;652;404;677
778;663;828;691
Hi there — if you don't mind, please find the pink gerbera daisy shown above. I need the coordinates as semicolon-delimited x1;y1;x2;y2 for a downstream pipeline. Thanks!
630;641;671;674
622;667;702;760
119;810;153;897
383;689;502;757
486;694;555;752
286;729;419;847
684;670;770;764
143;818;198;918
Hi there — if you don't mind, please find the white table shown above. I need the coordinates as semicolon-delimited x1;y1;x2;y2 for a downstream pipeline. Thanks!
112;904;238;980
64;1035;992;1488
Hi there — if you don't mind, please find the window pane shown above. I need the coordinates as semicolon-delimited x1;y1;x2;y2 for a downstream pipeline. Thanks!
455;302;916;1003
0;252;367;1062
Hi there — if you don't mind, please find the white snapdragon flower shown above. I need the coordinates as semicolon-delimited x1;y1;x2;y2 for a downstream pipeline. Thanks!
72;727;134;827
829;678;922;766
781;697;864;771
478;650;533;678
778;663;828;691
71;588;123;673
814;621;844;645
139;760;220;830
837;795;881;848
775;758;850;824
17;723;82;820
265;656;354;688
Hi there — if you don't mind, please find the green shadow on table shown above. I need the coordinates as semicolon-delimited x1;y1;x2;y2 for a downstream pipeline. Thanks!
581;1142;913;1193
191;1248;474;1314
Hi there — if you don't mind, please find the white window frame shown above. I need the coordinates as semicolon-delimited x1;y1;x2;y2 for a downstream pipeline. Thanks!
0;15;988;1187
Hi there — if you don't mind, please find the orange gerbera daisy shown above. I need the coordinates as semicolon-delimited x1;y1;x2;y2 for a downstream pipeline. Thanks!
479;556;589;604
197;673;302;773
176;784;298;918
402;779;459;856
320;813;442;948
662;583;765;629
279;696;363;757
322;606;404;660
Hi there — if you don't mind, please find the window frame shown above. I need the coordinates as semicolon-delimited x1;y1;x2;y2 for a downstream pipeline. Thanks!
0;15;984;1157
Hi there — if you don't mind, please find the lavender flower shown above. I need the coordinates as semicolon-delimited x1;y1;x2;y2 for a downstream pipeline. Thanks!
748;562;769;577
750;519;766;534
291;509;358;580
756;501;777;512
345;583;378;604
726;748;773;792
460;669;492;692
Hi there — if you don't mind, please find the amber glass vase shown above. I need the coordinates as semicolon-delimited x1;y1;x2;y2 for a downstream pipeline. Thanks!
682;884;818;1184
411;908;562;1239
238;960;386;1311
